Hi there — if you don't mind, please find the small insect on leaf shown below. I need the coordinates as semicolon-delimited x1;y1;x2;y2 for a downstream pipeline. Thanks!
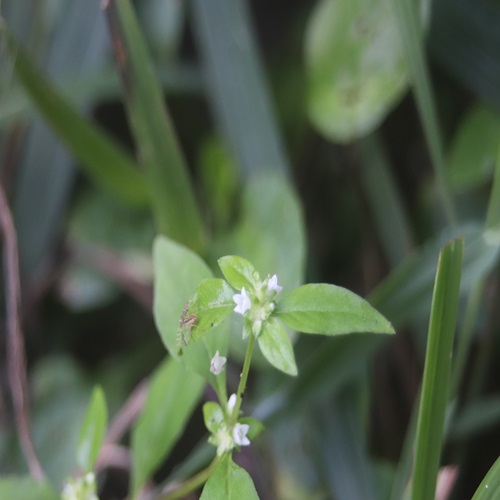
177;301;198;352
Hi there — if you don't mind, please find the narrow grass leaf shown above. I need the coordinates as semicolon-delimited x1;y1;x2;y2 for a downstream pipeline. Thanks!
131;358;204;498
77;386;107;472
472;456;500;500
1;26;149;206
485;146;500;242
104;0;205;251
411;238;464;500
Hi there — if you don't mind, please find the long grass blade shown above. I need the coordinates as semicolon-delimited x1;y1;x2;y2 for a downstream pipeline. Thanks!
411;238;464;500
104;0;205;252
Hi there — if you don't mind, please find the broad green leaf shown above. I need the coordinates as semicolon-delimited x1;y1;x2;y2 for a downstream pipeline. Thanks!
258;317;298;376
203;402;225;434
276;284;394;336
448;104;500;191
104;0;205;251
200;454;259;500
412;238;464;500
180;279;234;347
218;256;260;292
77;386;107;473
1;26;149;207
305;0;409;142
131;357;204;497
153;235;228;379
472;456;500;500
0;477;58;500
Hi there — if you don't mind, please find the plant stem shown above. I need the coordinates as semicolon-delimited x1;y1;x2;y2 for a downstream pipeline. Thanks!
231;334;255;424
160;456;220;500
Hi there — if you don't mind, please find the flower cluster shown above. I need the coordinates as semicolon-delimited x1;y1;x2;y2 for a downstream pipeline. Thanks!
61;472;98;500
232;274;283;337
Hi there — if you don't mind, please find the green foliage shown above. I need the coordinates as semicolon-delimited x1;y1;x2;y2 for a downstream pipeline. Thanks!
472;456;500;500
0;477;58;500
77;386;107;473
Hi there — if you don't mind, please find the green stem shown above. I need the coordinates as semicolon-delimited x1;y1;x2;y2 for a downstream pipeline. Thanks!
231;334;255;424
160;456;220;500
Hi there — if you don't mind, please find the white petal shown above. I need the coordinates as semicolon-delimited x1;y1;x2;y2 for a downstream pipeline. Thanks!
210;350;227;375
267;274;282;295
227;393;237;412
233;423;251;446
233;287;251;315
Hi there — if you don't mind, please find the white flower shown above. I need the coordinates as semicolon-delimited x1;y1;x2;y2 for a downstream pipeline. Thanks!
233;423;251;446
267;274;282;295
227;393;237;413
233;287;251;315
210;351;227;375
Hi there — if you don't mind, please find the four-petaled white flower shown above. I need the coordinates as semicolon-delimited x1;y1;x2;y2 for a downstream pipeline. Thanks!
210;350;227;375
233;287;251;315
267;274;282;295
233;423;251;446
227;393;237;413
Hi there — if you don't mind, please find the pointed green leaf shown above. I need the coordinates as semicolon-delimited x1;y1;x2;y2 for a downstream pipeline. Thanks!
258;317;298;376
276;284;394;336
218;256;260;291
200;454;259;500
0;477;58;500
104;0;205;251
153;235;229;379
180;279;234;347
77;386;107;472
131;358;204;497
472;456;500;500
203;402;225;435
1;26;149;206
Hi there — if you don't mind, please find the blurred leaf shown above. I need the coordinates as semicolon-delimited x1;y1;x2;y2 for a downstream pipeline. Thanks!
486;146;500;242
1;26;149;207
258;317;298;376
190;0;288;176
370;223;500;328
77;386;107;473
153;235;228;380
200;454;259;500
412;238;464;500
131;357;204;497
0;477;58;500
450;397;500;441
276;284;395;336
239;417;265;441
203;402;224;435
448;104;500;191
472;456;500;500
389;0;457;224
104;0;205;251
305;0;408;142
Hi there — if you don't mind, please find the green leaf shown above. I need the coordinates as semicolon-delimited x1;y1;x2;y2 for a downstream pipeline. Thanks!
200;454;259;500
180;279;234;347
258;317;298;376
239;417;265;440
218;256;260;292
77;386;107;473
131;357;204;497
448;104;500;191
276;284;394;336
472;456;500;500
0;477;58;500
104;0;205;251
1;26;149;207
412;238;464;500
486;146;500;242
305;0;409;142
153;235;229;379
203;402;225;434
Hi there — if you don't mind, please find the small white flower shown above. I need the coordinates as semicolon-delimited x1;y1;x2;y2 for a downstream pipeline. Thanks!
233;423;251;446
267;274;282;295
210;350;227;375
233;287;251;315
227;393;237;413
